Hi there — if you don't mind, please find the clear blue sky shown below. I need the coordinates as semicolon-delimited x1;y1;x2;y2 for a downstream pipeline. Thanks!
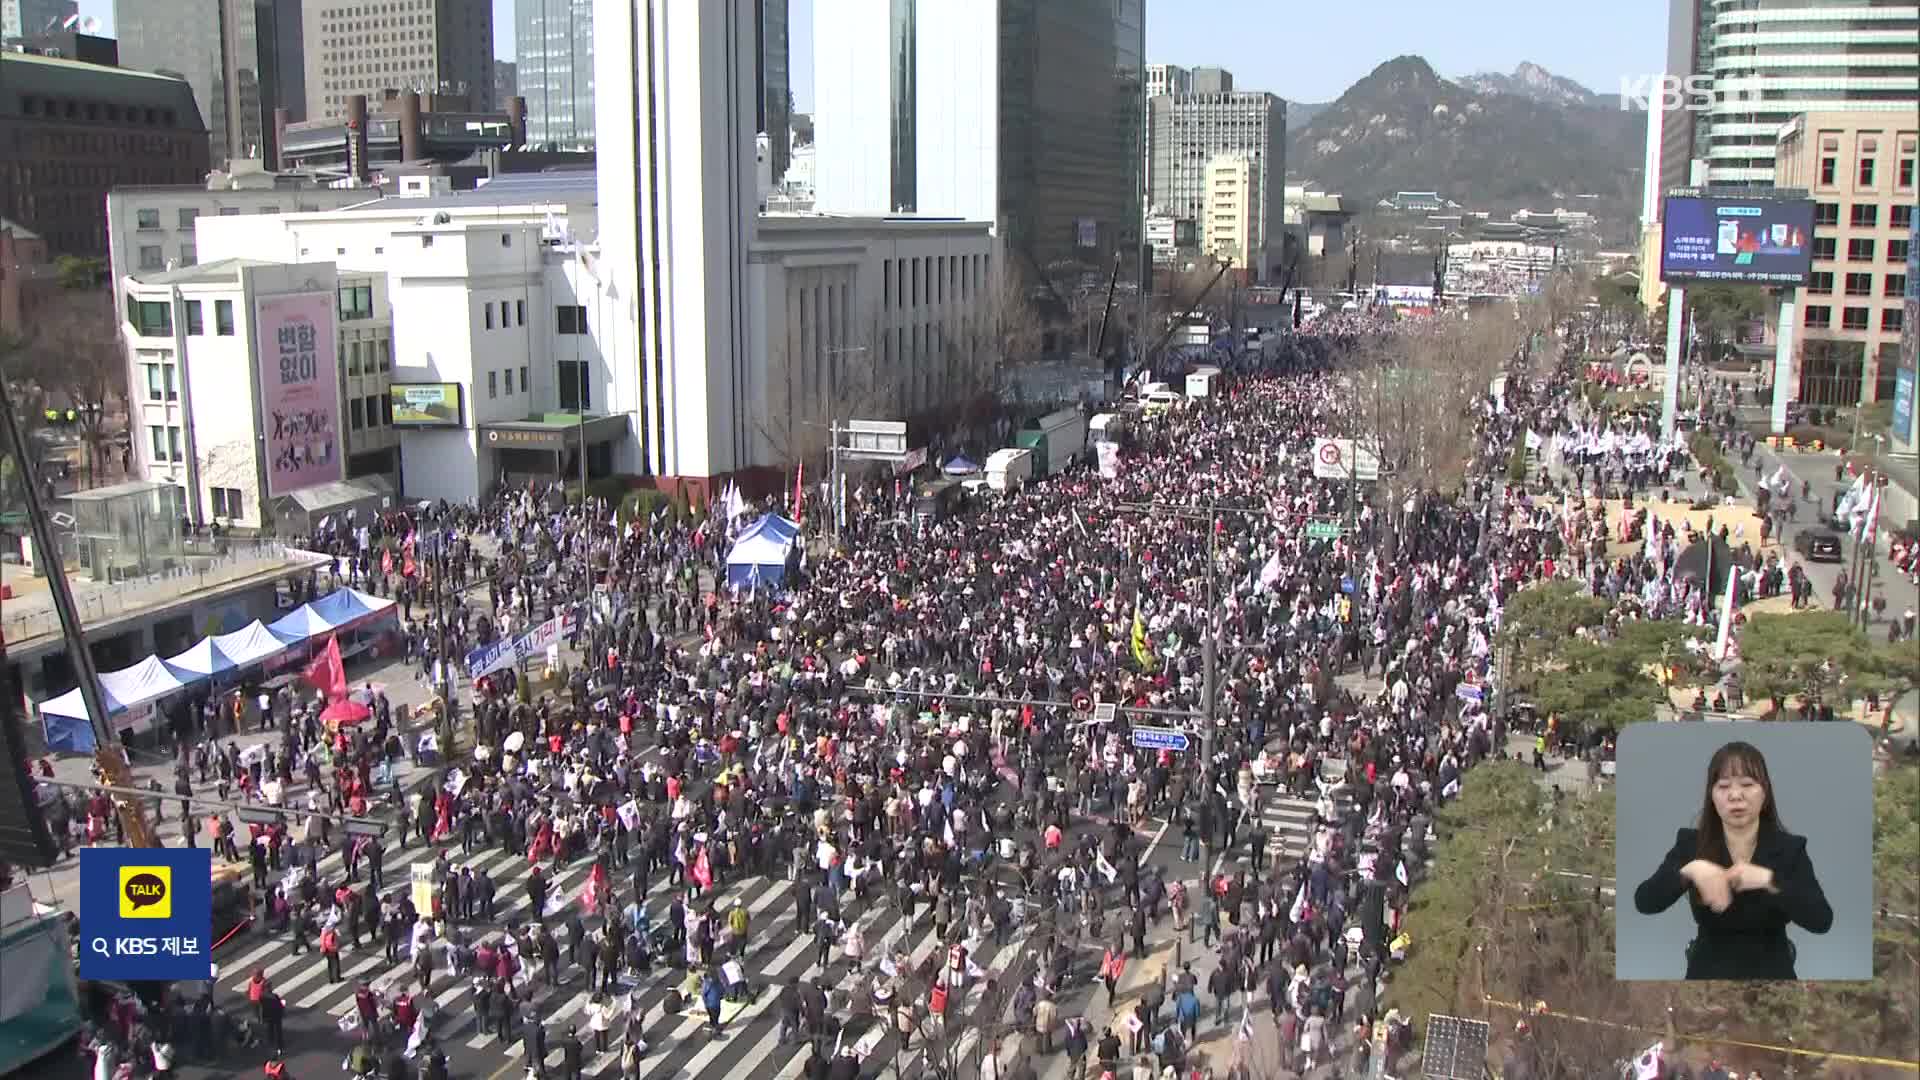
78;0;1663;108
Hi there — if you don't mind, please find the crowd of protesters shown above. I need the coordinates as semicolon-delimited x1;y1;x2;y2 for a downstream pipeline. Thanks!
67;317;1628;1080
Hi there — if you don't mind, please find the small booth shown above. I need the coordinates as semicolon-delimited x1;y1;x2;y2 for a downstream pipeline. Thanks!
269;478;393;538
61;480;189;582
724;514;800;589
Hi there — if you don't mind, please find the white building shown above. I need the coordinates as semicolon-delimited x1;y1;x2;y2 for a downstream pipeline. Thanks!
748;214;994;465
115;0;1003;518
119;258;358;530
1146;85;1287;279
1202;155;1253;269
1145;64;1191;99
811;0;998;223
178;173;613;507
1144;212;1193;265
104;173;371;310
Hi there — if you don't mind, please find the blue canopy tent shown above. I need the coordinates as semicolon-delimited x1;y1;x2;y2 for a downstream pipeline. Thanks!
725;514;799;588
38;656;190;750
943;456;981;476
212;620;299;666
309;587;398;629
268;603;340;642
163;638;242;680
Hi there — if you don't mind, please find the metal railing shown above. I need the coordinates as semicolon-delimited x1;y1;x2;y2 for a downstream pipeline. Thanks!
2;539;320;647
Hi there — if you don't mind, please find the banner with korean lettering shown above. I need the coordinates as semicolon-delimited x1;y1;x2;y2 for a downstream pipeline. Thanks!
465;606;581;680
256;291;343;497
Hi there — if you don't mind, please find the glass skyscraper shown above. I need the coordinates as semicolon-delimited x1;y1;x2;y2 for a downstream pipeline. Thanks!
515;0;594;149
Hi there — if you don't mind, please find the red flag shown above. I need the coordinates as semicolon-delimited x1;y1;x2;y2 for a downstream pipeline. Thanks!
691;848;712;890
303;637;347;699
381;548;393;575
579;862;607;912
793;461;805;524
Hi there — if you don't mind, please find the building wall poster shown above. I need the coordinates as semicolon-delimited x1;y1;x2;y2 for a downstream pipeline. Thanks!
254;292;344;497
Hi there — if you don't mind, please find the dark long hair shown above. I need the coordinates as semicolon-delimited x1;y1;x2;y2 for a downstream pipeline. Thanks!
1693;740;1783;865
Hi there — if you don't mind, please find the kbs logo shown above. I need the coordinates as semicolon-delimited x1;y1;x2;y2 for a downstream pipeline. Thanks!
1617;75;1762;113
118;866;172;919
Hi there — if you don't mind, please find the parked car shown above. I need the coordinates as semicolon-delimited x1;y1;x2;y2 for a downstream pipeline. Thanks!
1793;528;1844;563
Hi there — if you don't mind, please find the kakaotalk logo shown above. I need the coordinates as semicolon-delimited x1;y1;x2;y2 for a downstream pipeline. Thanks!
118;866;172;919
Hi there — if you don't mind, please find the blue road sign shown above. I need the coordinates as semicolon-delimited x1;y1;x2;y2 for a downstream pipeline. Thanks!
1130;726;1190;752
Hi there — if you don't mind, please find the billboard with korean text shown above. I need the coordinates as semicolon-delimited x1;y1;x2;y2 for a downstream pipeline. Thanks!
254;292;343;497
1660;194;1814;286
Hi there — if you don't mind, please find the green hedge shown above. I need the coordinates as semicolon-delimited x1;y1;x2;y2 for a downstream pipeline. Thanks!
1507;441;1530;484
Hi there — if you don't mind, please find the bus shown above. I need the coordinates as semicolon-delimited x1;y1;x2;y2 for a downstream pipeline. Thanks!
0;885;84;1075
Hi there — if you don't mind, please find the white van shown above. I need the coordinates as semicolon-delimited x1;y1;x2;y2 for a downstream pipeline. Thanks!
1143;389;1183;415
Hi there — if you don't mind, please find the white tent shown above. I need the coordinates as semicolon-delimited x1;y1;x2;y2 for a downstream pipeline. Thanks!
163;638;242;679
39;656;190;719
212;620;298;666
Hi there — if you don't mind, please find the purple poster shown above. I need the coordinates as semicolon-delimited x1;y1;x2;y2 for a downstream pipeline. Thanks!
255;292;342;497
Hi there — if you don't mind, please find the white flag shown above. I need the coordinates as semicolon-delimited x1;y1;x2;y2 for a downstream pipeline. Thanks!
1633;1041;1664;1080
1394;860;1409;887
1258;550;1283;592
1095;850;1119;884
1288;881;1308;924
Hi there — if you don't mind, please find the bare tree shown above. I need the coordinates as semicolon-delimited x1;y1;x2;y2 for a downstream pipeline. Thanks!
973;261;1046;371
16;283;125;486
755;319;914;473
1351;316;1510;553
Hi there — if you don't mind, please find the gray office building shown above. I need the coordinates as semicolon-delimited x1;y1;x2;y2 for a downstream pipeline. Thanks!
514;0;592;149
115;0;303;168
301;0;494;123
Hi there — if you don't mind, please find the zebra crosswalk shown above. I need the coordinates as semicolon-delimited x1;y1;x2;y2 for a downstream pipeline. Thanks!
215;838;1039;1080
1259;787;1354;865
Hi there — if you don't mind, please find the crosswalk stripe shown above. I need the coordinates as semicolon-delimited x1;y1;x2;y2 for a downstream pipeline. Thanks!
218;831;1067;1080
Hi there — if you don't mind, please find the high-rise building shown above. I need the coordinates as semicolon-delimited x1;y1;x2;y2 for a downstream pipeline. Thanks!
300;0;494;123
756;0;791;185
1654;0;1919;192
2;0;76;41
1190;66;1232;95
493;59;517;109
813;0;1144;277
1146;79;1287;280
1;51;210;256
593;0;758;479
115;0;302;167
1774;111;1918;408
1202;154;1252;270
1146;64;1190;98
515;0;593;148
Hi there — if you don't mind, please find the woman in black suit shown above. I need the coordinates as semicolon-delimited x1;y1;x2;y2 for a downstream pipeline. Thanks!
1632;739;1832;979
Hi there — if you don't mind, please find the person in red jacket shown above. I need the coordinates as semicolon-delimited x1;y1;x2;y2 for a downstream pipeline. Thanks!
320;926;342;983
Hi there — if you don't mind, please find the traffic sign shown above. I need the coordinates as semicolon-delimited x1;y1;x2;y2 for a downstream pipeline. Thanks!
1310;438;1381;481
1130;726;1190;752
1304;520;1344;541
1092;702;1118;724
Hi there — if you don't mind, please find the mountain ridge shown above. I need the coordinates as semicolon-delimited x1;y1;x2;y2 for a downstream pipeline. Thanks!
1284;56;1645;231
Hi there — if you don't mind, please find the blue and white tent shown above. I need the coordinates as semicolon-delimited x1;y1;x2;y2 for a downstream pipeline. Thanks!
725;513;800;588
942;456;981;476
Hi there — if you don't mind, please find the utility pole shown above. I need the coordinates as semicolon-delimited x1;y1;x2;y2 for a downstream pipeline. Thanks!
1116;499;1272;771
0;374;156;847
